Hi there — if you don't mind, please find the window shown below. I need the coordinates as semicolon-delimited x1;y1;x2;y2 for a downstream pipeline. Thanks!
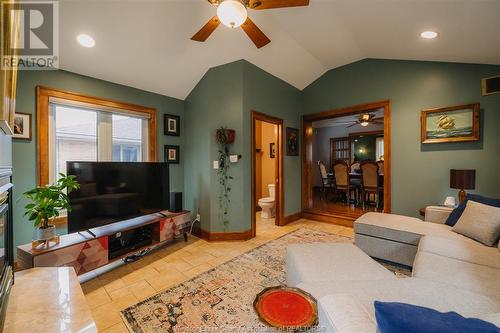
37;87;157;186
376;137;384;161
50;103;148;182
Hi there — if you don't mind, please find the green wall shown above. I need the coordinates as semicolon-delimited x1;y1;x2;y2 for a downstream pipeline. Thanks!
184;61;245;232
303;59;500;217
184;60;302;233
13;69;184;248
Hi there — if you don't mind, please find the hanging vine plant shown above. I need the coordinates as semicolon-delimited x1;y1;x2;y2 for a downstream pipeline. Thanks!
216;127;235;228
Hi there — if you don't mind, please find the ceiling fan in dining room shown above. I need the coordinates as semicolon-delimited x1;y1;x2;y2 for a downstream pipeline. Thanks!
346;113;384;128
191;0;310;48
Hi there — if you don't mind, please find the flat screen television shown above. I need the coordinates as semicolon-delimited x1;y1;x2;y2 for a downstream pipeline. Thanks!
67;162;169;233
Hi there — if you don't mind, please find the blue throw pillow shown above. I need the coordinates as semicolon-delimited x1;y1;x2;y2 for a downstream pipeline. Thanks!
445;194;500;226
374;301;500;333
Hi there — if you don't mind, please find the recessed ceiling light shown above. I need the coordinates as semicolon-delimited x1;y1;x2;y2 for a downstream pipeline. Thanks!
77;34;95;48
420;31;439;39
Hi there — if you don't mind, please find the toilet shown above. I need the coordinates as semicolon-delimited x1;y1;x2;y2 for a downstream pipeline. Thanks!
258;184;276;219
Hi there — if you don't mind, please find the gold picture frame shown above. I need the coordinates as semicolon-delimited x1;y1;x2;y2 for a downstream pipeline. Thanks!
0;0;20;135
421;103;480;144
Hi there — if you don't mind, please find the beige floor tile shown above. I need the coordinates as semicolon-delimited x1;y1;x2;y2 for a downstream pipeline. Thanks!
126;280;157;300
146;269;187;292
101;322;130;333
183;263;213;279
85;287;111;309
181;252;216;267
111;293;139;311
91;302;123;331
102;278;126;294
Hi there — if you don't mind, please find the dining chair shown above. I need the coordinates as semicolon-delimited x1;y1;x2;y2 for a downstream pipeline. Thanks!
350;162;360;173
377;160;384;175
333;160;355;204
317;161;334;200
360;161;383;210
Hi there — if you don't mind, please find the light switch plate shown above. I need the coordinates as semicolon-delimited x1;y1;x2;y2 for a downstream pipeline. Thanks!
229;155;238;163
213;160;219;169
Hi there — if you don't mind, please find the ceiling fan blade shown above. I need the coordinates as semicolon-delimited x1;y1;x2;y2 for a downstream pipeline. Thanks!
250;0;309;10
191;16;220;42
373;120;384;124
347;122;359;128
373;117;384;121
241;18;270;48
206;0;220;5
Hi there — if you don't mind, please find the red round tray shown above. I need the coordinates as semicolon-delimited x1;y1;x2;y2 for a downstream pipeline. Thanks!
254;286;318;329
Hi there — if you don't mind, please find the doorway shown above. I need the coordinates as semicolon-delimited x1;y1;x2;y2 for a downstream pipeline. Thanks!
302;101;391;225
251;111;284;237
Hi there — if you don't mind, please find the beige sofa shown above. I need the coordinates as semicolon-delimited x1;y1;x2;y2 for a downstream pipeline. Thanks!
286;208;500;333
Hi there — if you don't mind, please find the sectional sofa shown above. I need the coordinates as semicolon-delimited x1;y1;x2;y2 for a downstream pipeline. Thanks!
286;208;500;332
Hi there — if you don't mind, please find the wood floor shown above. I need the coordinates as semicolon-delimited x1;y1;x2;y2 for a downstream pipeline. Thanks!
311;187;382;219
80;213;354;332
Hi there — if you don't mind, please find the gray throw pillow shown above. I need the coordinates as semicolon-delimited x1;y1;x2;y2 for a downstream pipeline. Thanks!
453;200;500;246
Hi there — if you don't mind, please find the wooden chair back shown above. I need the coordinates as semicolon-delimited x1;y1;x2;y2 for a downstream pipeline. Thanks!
333;160;349;187
361;161;379;188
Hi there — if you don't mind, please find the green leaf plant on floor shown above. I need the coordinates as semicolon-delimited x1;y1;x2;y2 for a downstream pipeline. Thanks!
23;173;80;229
216;127;236;230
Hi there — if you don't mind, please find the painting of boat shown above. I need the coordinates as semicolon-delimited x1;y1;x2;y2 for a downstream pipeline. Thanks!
421;104;480;144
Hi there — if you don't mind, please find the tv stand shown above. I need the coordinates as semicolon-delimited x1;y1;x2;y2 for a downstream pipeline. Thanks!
16;211;191;275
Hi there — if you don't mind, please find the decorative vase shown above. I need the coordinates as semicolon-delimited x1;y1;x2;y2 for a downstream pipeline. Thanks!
35;224;57;241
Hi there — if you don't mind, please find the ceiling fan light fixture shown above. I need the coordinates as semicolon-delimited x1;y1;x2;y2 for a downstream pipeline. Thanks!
217;0;248;28
360;121;369;127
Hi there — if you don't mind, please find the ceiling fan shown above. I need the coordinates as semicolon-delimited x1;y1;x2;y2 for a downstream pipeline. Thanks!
346;113;384;128
191;0;310;48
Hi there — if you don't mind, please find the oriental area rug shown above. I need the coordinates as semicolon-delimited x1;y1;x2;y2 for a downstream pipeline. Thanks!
121;228;409;333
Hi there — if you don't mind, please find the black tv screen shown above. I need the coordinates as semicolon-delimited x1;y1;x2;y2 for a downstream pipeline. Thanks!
67;162;169;233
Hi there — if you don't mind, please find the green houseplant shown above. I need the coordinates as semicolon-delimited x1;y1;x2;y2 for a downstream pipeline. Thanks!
23;173;79;241
216;127;235;228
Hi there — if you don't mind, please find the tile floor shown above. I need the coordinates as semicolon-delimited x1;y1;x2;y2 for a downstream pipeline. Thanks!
81;214;354;332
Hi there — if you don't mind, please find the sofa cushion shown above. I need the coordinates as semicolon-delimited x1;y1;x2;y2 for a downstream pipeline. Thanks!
452;200;500;246
299;278;500;316
355;212;474;246
374;301;500;333
412;251;500;298
318;294;377;333
418;235;500;269
286;243;395;287
445;194;500;226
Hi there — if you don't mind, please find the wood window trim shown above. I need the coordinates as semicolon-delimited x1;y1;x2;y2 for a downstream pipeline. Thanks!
36;86;157;186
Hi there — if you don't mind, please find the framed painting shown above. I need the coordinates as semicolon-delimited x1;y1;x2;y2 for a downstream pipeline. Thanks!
421;103;480;144
164;114;180;136
12;112;31;140
286;127;299;156
164;145;179;164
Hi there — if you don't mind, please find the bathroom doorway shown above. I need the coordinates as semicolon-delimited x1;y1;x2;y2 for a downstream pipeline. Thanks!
251;111;283;237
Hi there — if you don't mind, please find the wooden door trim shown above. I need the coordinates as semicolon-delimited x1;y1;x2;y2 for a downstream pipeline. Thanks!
36;86;157;186
251;111;284;238
302;100;392;216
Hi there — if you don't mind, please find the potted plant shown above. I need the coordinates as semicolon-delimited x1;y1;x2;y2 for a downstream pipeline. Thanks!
23;173;79;242
215;127;235;228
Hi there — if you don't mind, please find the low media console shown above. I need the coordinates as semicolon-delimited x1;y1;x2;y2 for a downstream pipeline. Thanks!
16;210;191;275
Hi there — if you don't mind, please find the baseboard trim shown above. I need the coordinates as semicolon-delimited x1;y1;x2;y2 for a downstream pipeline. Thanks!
283;212;302;225
194;227;253;242
301;211;354;227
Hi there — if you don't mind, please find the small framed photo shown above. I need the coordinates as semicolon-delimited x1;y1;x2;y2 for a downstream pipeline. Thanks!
269;142;275;158
13;112;32;141
164;114;180;136
421;103;480;144
164;145;180;164
286;127;299;156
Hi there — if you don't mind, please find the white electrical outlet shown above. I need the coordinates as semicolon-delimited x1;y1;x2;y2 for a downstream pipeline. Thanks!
213;160;219;169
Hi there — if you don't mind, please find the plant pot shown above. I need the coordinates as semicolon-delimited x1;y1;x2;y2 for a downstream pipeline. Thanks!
216;128;236;145
35;225;57;241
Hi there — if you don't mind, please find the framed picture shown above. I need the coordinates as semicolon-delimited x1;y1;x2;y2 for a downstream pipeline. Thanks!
13;113;32;141
286;127;299;156
164;114;180;136
164;145;179;164
421;103;480;144
269;142;275;158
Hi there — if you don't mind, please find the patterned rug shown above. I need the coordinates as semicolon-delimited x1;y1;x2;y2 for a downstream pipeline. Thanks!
121;228;408;333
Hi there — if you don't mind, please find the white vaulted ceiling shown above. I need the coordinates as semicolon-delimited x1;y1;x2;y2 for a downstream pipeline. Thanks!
58;0;500;100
